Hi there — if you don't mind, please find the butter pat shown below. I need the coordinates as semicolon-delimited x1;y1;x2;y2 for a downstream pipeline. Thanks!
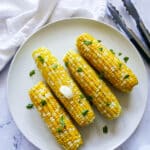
60;85;73;99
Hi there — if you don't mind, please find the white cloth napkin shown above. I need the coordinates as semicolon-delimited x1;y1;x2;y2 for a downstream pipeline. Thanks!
0;0;107;71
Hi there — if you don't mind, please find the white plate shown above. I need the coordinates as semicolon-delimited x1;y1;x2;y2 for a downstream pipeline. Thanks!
7;18;148;150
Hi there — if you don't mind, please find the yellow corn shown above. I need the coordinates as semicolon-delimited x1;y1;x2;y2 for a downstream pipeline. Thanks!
29;81;83;150
32;47;95;126
64;51;122;120
76;33;138;92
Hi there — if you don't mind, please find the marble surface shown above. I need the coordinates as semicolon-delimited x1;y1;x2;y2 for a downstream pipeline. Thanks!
0;0;150;150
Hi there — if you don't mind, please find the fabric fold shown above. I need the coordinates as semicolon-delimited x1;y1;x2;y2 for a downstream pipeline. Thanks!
0;0;107;71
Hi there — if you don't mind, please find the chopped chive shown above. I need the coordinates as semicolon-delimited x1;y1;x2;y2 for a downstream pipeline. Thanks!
80;94;85;99
40;100;47;106
51;64;58;69
29;70;35;77
110;49;115;55
103;125;108;134
99;47;103;51
56;128;63;133
77;67;83;72
26;103;34;109
87;96;93;101
118;63;122;69
83;40;92;46
82;110;89;116
97;40;101;43
37;55;44;64
123;57;129;63
106;102;111;107
124;74;129;79
118;52;122;56
65;62;69;67
60;116;65;128
98;72;104;79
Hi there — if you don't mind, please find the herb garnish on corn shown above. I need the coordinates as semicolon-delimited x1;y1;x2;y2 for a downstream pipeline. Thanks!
32;47;95;126
29;81;83;150
76;33;138;92
64;51;122;120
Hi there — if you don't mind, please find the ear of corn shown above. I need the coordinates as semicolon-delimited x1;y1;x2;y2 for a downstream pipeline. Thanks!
29;81;83;150
63;51;122;120
32;47;95;126
76;33;138;92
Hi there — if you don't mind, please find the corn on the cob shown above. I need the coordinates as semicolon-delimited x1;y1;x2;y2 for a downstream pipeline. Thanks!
32;47;95;126
29;81;83;150
64;51;122;120
76;33;138;92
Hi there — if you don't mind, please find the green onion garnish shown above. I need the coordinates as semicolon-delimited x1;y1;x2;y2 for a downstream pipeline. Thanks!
106;102;111;107
83;40;92;46
110;49;115;55
65;62;69;67
51;64;58;69
103;125;108;134
77;67;83;72
56;128;63;133
82;110;89;116
118;63;122;69
80;94;85;99
118;52;122;56
29;70;35;77
99;47;103;51
40;100;47;106
60;116;65;128
26;104;34;109
123;57;129;63
124;74;129;79
37;55;44;64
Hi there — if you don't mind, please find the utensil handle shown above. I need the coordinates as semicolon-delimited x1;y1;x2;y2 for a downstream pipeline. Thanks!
137;19;150;49
127;29;150;63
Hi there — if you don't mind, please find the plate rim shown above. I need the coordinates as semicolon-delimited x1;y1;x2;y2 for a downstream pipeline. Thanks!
7;18;149;150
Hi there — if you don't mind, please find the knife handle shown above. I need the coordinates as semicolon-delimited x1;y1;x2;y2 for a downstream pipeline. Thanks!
127;28;150;63
137;19;150;49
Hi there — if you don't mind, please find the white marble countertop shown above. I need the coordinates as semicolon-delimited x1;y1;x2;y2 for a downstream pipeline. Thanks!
0;0;150;150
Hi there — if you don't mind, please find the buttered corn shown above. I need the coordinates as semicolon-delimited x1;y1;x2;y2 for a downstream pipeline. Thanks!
32;47;95;126
76;33;138;92
64;51;122;120
29;81;83;150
